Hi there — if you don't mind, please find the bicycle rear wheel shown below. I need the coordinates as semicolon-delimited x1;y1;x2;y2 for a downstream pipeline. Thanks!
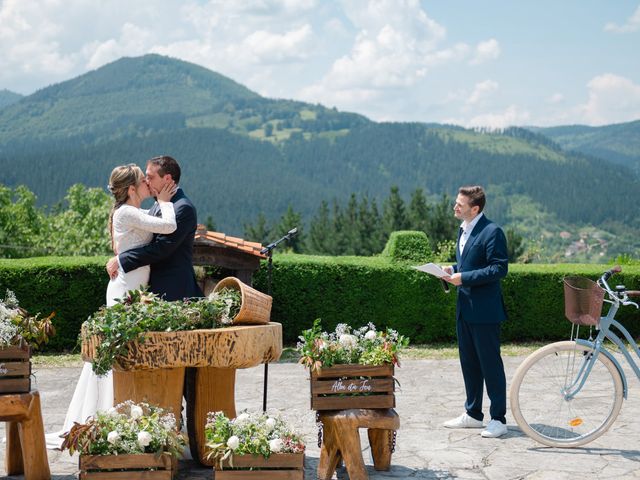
510;341;624;447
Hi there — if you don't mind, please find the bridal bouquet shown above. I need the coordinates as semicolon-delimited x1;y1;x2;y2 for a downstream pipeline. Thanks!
83;287;241;375
0;289;55;350
60;401;186;457
297;319;409;372
205;411;305;466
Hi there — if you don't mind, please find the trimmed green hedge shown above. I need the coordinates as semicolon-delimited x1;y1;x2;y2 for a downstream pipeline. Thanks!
0;256;109;351
2;255;639;350
254;256;640;343
381;230;433;263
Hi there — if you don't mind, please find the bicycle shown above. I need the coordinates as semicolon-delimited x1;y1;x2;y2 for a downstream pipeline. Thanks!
510;266;640;447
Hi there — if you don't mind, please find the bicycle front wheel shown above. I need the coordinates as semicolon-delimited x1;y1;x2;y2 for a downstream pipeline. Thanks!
510;341;624;447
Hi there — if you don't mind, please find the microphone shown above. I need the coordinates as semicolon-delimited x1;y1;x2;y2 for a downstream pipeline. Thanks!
287;227;298;237
441;279;450;294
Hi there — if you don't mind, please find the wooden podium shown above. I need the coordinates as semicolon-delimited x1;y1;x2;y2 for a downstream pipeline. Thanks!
82;323;282;465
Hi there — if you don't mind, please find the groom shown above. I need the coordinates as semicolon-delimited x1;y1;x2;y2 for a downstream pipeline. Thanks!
106;155;203;300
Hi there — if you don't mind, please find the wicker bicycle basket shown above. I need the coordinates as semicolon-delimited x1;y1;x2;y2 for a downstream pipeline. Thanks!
212;276;272;325
563;276;605;326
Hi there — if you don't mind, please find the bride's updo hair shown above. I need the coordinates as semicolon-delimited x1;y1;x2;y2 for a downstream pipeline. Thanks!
107;164;144;254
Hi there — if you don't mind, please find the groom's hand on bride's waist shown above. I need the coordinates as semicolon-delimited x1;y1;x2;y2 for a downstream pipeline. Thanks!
106;257;119;279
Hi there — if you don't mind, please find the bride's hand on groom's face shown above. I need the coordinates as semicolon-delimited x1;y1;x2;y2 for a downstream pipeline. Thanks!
154;179;177;202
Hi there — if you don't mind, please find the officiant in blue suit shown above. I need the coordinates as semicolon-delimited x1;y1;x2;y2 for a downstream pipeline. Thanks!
442;185;509;439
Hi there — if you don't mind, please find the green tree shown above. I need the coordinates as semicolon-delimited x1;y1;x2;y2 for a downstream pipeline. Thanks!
273;205;304;253
506;228;526;263
43;184;111;256
408;188;430;233
382;186;408;237
244;213;271;245
307;200;335;254
0;184;46;258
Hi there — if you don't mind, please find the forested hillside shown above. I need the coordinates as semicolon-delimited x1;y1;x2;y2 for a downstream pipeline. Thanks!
0;90;22;109
531;121;640;174
1;54;639;261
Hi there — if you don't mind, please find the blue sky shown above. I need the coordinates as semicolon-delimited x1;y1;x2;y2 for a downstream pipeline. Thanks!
0;0;638;127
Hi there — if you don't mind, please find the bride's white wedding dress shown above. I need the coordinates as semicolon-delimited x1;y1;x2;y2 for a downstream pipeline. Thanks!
46;202;176;449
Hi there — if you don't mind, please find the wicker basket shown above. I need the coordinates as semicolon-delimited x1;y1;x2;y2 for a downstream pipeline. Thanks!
563;276;605;326
213;277;272;325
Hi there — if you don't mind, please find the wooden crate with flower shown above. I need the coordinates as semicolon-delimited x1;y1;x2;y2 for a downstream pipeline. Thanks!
298;320;408;411
0;289;55;394
61;401;185;480
206;411;305;480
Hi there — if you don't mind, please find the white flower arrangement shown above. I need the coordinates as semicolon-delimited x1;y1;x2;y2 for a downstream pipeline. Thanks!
205;410;305;466
298;319;409;371
61;401;185;457
0;289;55;349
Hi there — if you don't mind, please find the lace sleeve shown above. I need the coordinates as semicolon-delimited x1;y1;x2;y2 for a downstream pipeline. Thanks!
117;203;177;234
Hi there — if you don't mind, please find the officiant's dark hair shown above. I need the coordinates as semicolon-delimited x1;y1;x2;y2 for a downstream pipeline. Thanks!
148;155;181;184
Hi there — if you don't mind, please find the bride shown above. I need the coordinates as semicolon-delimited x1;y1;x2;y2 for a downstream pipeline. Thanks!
46;163;177;448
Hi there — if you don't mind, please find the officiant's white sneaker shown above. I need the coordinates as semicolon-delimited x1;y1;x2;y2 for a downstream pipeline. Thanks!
443;413;484;429
481;419;508;438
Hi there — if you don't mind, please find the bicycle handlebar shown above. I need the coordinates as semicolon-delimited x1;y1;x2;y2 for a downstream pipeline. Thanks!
602;265;622;282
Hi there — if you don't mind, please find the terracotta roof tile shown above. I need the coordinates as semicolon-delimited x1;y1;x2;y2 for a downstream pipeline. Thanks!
193;229;266;258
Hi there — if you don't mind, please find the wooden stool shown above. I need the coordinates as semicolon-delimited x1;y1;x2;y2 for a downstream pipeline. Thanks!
1;390;50;480
318;408;399;480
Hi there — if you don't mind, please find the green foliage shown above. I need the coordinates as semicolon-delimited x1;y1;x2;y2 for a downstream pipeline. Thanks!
381;231;433;264
296;318;409;371
2;256;640;350
84;288;241;375
0;183;112;258
61;401;186;457
204;411;305;466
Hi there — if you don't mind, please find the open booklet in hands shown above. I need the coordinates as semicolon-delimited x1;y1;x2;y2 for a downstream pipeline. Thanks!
412;263;449;278
412;263;451;293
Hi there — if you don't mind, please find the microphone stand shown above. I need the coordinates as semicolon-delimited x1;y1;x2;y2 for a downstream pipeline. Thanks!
260;227;298;412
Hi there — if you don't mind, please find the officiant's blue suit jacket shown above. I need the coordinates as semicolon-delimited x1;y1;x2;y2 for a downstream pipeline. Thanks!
119;188;203;301
451;215;508;324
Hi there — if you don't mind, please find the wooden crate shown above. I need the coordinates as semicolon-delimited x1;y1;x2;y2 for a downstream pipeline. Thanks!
214;453;304;480
310;364;395;411
79;453;177;480
0;342;31;394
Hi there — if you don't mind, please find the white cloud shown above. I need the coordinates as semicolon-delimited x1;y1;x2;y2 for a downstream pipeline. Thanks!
547;93;564;104
470;38;500;65
466;80;499;106
240;24;314;64
579;73;640;125
604;5;640;33
464;105;531;129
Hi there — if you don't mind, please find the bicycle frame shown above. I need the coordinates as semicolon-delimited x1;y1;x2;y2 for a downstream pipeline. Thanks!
565;284;640;401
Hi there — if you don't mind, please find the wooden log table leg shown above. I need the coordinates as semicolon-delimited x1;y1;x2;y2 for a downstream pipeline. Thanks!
318;412;368;480
186;366;237;466
317;420;342;480
367;428;393;471
5;420;23;475
113;368;185;424
3;391;50;480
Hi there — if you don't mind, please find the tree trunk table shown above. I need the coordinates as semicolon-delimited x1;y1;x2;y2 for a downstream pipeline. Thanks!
82;323;282;466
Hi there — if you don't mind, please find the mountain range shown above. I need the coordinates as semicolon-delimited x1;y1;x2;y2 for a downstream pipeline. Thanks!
1;54;639;260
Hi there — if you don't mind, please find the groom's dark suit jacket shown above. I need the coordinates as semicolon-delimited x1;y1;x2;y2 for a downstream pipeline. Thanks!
451;214;508;324
119;188;203;301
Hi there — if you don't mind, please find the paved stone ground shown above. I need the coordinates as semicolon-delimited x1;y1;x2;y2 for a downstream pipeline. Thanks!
2;355;640;479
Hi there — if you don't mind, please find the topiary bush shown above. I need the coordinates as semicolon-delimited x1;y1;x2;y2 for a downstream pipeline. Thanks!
381;230;433;264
